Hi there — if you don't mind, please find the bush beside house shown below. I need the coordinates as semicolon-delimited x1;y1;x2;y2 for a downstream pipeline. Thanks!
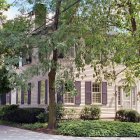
0;104;64;123
0;105;46;123
80;105;101;120
115;109;140;122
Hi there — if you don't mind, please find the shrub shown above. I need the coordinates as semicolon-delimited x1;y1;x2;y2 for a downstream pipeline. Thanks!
80;105;101;120
36;112;48;123
90;105;101;119
80;106;91;120
125;110;139;122
0;105;46;123
115;109;139;122
115;109;126;121
64;108;77;120
58;120;140;137
56;104;64;120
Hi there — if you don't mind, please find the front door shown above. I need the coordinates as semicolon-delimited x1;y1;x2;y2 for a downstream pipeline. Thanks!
118;86;136;109
122;88;131;109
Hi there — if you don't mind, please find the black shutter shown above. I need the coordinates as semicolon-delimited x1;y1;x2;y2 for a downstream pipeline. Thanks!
45;80;48;104
38;81;41;104
1;94;6;105
21;88;24;104
16;89;18;104
75;81;81;105
28;83;31;104
102;82;107;105
85;81;92;105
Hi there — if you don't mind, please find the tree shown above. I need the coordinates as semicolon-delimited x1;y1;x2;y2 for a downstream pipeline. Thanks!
1;0;140;129
0;66;11;95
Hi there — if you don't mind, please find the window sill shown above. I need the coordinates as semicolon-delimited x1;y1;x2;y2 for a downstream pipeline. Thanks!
92;103;102;106
64;103;75;106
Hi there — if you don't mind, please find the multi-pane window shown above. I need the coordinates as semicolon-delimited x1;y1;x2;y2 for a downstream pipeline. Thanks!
64;92;74;103
40;80;45;104
17;89;21;104
6;93;11;105
92;83;101;103
64;84;74;104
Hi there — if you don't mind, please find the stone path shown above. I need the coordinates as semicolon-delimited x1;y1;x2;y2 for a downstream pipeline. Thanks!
0;125;139;140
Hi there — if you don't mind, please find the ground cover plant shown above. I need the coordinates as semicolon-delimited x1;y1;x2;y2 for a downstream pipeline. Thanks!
58;120;140;137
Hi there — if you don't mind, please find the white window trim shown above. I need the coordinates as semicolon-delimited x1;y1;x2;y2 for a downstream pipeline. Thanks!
63;92;75;105
92;83;102;105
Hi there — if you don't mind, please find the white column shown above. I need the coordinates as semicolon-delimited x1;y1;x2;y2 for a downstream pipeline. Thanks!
11;89;17;104
19;56;22;67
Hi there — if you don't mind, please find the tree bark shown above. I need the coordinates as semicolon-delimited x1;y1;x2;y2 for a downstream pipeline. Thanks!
47;0;62;130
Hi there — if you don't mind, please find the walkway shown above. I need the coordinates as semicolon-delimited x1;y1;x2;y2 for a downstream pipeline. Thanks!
0;125;139;140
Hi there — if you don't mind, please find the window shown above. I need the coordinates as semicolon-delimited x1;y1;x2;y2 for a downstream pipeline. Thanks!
132;87;136;105
64;93;74;103
21;84;31;105
24;90;28;104
6;93;11;105
63;83;74;104
38;80;48;104
22;52;32;66
92;83;101;103
40;80;45;104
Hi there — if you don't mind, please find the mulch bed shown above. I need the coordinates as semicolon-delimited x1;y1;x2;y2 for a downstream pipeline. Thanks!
35;128;58;135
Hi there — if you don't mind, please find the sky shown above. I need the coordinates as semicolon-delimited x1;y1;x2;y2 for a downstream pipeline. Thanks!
4;1;53;20
4;0;19;19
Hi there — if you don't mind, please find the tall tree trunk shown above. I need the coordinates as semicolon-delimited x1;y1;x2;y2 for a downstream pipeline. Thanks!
47;0;62;130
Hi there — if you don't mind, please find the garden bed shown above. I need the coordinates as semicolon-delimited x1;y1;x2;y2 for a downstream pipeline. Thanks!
58;120;140;137
1;120;140;137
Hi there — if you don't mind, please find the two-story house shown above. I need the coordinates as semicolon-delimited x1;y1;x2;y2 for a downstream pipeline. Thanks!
3;3;140;119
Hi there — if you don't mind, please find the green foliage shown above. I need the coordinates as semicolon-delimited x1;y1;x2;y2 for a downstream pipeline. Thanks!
36;112;48;123
115;109;140;122
1;0;140;129
58;120;140;137
0;120;47;130
0;105;46;123
0;0;10;20
56;104;65;121
21;122;47;130
47;103;64;121
64;108;77;120
0;66;11;94
34;3;47;27
80;105;101;120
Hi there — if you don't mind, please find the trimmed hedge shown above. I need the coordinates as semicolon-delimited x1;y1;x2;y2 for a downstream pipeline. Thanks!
115;109;140;122
0;105;46;123
58;120;140;137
